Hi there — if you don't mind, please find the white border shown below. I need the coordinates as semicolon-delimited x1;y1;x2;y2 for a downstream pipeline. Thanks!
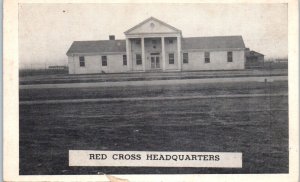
3;0;299;181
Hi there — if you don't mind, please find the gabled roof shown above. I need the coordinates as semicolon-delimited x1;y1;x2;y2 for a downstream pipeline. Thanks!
182;36;246;50
66;36;246;55
66;40;126;56
124;16;181;34
245;50;264;57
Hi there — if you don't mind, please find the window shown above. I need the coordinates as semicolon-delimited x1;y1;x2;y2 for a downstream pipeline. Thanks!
169;53;175;64
79;56;85;67
183;53;188;64
204;52;210;63
168;39;173;44
227;51;233;62
123;55;127;66
136;54;142;65
152;40;157;44
135;39;141;45
102;56;107;66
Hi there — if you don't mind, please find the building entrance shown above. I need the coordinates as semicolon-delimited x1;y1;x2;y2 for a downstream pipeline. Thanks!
150;53;160;69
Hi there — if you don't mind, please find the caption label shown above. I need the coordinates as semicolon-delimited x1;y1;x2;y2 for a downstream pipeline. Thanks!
69;150;242;168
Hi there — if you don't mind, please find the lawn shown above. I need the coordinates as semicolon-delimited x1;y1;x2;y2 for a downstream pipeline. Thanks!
19;81;288;174
19;69;287;85
20;81;287;101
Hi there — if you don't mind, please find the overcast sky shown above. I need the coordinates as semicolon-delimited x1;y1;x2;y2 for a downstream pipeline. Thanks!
19;3;287;68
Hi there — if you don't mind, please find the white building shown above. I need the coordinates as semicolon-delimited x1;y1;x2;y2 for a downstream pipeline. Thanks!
67;17;246;74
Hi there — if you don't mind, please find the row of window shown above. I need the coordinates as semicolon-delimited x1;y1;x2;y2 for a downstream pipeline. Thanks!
78;51;233;67
134;53;175;65
79;55;128;67
134;39;174;45
183;51;233;64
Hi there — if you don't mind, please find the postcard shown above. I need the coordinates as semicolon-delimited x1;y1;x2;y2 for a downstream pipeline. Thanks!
3;0;299;181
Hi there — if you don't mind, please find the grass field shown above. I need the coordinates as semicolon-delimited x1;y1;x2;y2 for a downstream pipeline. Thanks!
19;68;287;85
19;68;68;77
19;80;288;175
20;81;287;101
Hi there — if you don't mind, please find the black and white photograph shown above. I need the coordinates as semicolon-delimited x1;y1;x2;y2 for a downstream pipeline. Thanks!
3;1;299;181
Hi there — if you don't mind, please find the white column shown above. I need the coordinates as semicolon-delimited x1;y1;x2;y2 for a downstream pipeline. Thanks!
161;37;166;71
126;38;131;71
177;36;182;71
141;37;146;71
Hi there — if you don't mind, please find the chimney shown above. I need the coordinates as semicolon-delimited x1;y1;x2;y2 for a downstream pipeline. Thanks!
109;35;115;40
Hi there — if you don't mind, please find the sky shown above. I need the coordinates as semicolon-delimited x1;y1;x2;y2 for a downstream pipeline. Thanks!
19;3;288;68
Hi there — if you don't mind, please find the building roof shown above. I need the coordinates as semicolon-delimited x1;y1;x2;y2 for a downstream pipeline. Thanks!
182;36;245;50
67;36;246;55
245;50;264;57
66;40;126;56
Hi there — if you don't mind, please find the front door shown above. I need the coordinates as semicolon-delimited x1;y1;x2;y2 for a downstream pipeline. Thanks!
150;55;160;69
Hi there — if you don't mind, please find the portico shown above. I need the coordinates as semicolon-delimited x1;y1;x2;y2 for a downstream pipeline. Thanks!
124;17;182;72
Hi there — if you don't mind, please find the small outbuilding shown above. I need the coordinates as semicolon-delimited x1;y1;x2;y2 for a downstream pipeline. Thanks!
245;49;264;68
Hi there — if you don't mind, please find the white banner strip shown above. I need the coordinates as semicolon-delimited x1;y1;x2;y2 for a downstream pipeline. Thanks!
69;150;242;168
